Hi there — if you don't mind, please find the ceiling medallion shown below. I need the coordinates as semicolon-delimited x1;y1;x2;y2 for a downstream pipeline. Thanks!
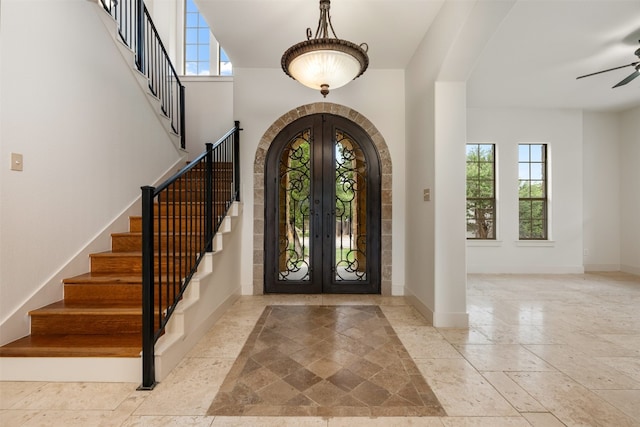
281;0;369;97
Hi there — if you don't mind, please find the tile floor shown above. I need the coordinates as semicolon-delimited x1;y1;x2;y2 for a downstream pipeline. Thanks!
208;305;445;417
1;272;639;426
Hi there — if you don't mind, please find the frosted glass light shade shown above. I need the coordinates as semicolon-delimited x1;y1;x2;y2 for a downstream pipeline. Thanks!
288;50;362;91
281;0;368;97
282;39;369;97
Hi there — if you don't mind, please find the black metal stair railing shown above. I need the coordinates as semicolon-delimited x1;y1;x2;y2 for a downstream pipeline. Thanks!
99;0;186;149
140;122;241;389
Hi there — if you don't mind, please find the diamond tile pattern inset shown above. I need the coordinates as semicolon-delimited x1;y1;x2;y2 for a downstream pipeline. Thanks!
207;305;446;417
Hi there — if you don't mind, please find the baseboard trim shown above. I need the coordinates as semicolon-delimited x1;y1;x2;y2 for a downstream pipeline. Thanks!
584;264;621;272
404;289;469;328
0;357;140;383
466;265;585;274
404;293;434;325
154;286;241;381
391;284;405;296
621;264;640;276
433;311;469;328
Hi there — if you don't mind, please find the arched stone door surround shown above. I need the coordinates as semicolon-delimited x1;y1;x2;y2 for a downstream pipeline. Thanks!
253;103;393;295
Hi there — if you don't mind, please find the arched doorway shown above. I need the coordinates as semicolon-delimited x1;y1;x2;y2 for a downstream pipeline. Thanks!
253;103;393;296
264;114;381;294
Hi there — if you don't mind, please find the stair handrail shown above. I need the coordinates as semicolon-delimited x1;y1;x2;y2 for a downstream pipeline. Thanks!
99;0;186;149
139;122;241;390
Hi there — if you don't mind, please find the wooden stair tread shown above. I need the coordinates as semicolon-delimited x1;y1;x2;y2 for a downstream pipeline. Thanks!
90;250;195;257
128;215;213;220
111;231;205;237
64;272;142;284
0;167;232;365
64;272;184;284
0;334;140;357
90;251;141;257
30;300;141;315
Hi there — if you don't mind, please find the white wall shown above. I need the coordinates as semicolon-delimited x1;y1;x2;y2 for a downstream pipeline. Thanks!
582;107;640;275
619;107;640;275
145;0;181;69
0;0;184;343
404;0;481;327
405;54;437;315
583;112;621;271
232;68;406;295
433;82;468;327
182;76;235;158
155;207;243;382
466;108;584;273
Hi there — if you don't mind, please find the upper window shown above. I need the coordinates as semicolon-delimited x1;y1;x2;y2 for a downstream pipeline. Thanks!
184;0;232;76
518;144;547;240
185;0;210;75
219;46;232;76
466;144;496;239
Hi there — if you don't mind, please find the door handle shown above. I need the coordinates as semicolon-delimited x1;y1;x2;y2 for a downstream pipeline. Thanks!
312;201;321;239
326;211;334;239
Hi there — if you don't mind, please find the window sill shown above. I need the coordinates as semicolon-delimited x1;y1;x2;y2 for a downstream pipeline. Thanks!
516;240;555;247
467;240;502;247
180;75;234;83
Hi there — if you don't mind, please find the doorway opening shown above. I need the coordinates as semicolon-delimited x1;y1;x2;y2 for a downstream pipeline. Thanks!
264;114;381;294
252;103;393;295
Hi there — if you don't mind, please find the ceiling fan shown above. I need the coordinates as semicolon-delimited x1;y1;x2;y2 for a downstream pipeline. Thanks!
576;41;640;88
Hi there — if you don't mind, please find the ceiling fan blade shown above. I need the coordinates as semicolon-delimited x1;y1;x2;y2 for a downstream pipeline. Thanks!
612;69;640;88
576;62;638;80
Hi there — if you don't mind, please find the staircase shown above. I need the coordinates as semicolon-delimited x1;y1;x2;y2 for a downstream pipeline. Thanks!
0;160;241;383
0;213;158;358
0;1;241;383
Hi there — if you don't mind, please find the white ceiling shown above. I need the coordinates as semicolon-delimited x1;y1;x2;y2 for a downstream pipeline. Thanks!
197;0;640;113
467;0;640;112
196;0;446;68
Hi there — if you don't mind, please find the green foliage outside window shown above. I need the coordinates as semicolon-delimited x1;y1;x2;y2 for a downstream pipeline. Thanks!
335;141;357;221
285;137;357;231
285;137;311;233
518;144;547;239
466;144;496;239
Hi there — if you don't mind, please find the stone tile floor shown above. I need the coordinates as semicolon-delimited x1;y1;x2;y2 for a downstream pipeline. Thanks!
1;272;639;426
208;305;445;417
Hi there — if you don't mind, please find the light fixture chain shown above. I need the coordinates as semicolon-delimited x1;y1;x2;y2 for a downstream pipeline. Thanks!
281;0;369;97
315;0;337;39
327;11;338;39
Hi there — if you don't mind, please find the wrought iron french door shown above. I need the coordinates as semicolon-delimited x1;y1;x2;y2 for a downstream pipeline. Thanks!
265;114;381;294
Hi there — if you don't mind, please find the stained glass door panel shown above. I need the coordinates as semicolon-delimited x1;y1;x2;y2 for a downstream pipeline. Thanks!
276;129;312;283
333;130;368;282
265;114;380;294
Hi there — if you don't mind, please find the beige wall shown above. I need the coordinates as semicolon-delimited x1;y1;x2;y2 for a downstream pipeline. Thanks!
232;68;407;296
620;107;640;275
466;108;585;273
0;0;185;344
583;112;622;271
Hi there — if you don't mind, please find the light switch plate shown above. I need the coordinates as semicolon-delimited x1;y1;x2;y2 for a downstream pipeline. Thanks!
11;153;23;171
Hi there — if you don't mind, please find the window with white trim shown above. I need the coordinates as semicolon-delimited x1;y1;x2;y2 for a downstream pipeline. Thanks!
466;143;496;239
518;143;547;240
184;0;232;76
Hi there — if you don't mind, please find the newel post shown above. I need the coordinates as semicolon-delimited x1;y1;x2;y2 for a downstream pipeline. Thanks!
205;143;214;251
234;121;241;201
139;185;156;390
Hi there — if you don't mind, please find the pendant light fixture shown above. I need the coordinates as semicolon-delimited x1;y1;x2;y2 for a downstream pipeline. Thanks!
281;0;369;97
